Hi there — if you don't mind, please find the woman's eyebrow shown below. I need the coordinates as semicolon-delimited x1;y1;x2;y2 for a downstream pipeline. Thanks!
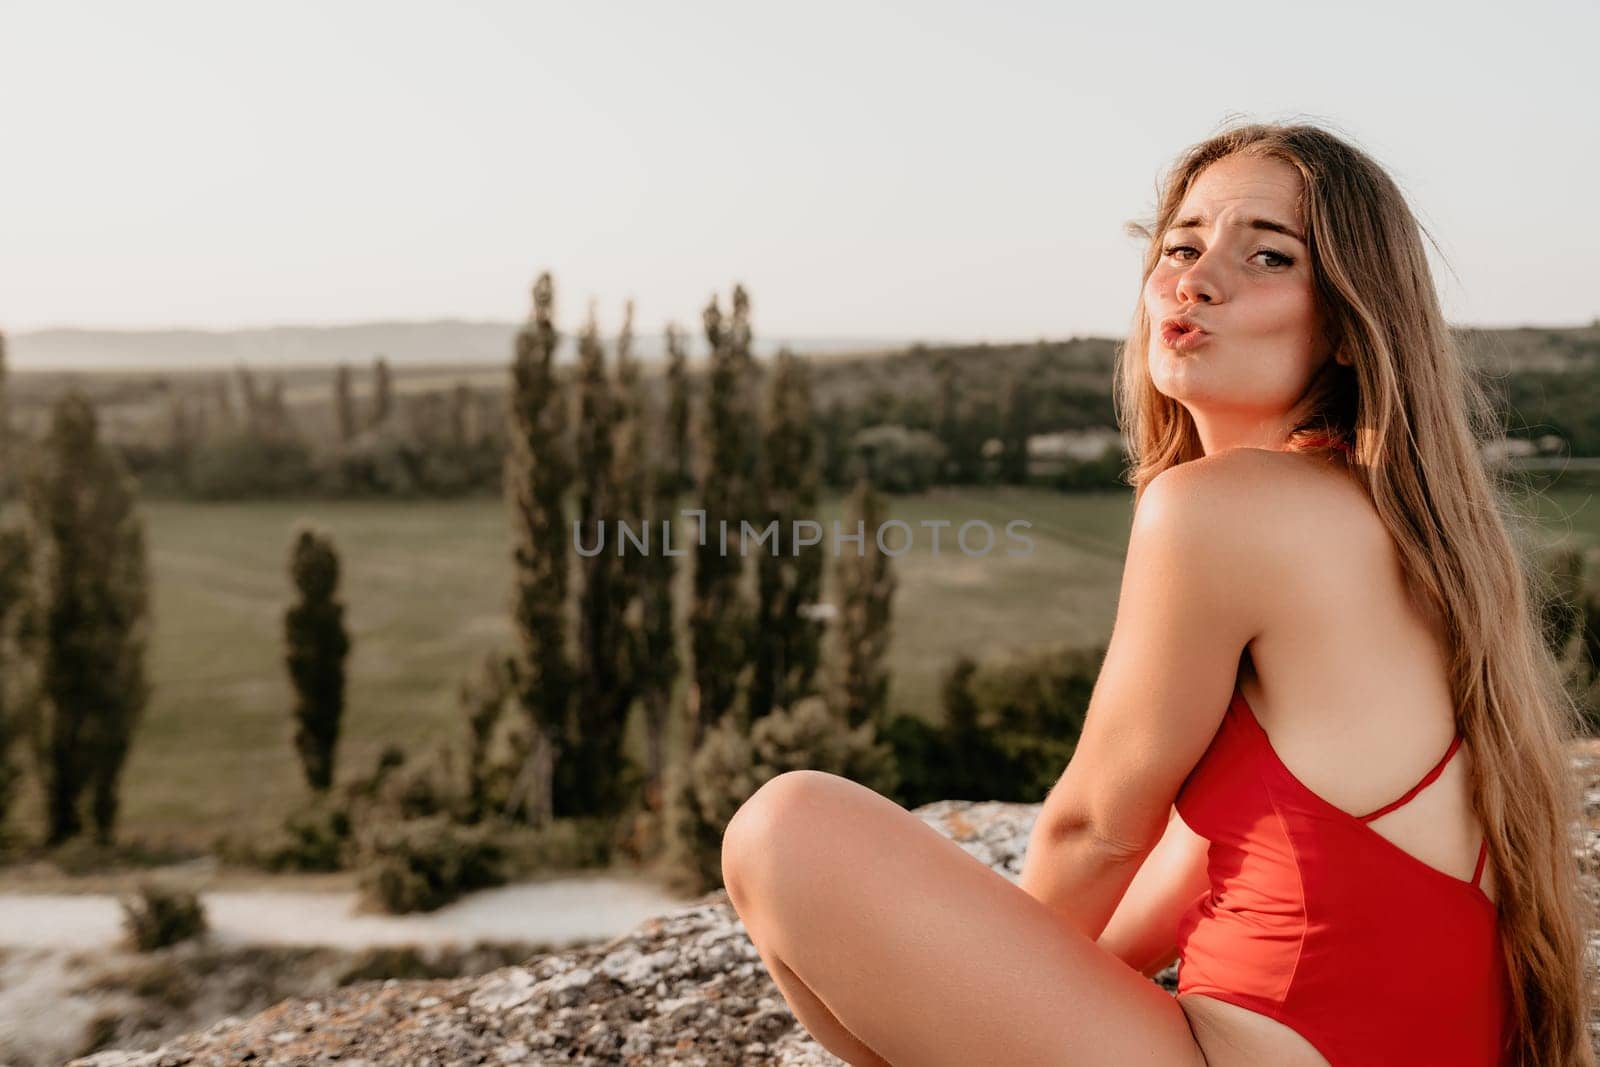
1169;213;1306;244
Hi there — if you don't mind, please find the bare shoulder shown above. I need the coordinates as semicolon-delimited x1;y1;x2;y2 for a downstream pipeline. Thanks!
1149;447;1375;538
1140;448;1386;610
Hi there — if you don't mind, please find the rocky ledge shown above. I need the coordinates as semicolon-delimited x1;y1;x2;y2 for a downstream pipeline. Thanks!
72;742;1600;1067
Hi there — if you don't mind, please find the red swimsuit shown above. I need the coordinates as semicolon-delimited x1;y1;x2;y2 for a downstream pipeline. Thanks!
1174;683;1511;1065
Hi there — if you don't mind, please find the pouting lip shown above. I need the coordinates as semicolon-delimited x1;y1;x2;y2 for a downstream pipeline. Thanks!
1160;314;1206;336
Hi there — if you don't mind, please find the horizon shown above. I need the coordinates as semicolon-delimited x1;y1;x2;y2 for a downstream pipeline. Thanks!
6;315;1597;376
13;309;1600;339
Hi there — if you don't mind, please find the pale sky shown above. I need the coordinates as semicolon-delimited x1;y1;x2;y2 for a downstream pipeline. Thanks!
2;0;1596;343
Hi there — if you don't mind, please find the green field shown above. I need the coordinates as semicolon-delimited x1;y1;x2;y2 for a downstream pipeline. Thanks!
7;487;1136;848
8;480;1598;850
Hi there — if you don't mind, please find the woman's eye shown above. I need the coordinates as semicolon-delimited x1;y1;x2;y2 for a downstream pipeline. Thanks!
1160;244;1294;268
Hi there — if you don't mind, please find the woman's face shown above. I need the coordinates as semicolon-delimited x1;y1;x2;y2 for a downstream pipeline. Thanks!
1142;153;1345;455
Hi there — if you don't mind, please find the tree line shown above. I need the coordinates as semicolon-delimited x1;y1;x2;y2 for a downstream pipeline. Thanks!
0;283;914;901
8;338;1134;502
11;323;1600;506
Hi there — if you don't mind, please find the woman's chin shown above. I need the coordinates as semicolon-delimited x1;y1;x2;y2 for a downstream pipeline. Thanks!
1149;349;1209;392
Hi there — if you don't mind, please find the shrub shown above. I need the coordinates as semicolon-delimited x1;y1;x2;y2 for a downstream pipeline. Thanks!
491;814;613;873
885;641;1101;808
1051;442;1128;491
848;424;946;494
320;425;421;497
356;815;508;914
263;801;354;872
120;883;208;952
958;640;1096;796
187;432;316;499
877;711;955;811
233;745;468;875
377;744;460;821
749;695;898;794
665;695;899;895
346;744;409;801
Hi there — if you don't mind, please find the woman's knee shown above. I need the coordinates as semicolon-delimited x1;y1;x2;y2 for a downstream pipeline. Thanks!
721;770;830;909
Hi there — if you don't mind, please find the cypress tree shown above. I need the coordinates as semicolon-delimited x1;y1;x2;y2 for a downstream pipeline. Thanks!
749;348;824;721
932;355;983;483
611;301;641;446
663;322;693;494
20;391;150;845
371;356;393;429
634;370;681;811
637;320;690;810
236;364;262;434
165;395;197;493
933;356;957;483
999;361;1033;484
0;330;11;499
450;382;473;448
284;525;351;793
612;303;662;806
262;377;292;440
334;364;357;443
566;302;642;817
404;390;448;449
818;397;857;487
687;286;761;745
211;374;236;433
0;522;28;829
460;651;512;822
830;476;895;729
611;305;649;707
505;273;573;828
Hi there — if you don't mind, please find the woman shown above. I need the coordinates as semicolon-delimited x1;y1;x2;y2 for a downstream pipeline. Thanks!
720;120;1595;1066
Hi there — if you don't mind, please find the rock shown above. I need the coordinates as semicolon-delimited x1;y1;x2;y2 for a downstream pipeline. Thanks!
67;771;1600;1066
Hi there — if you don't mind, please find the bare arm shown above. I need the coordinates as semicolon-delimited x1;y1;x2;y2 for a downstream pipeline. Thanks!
1095;806;1211;977
1017;817;1153;943
1018;454;1273;943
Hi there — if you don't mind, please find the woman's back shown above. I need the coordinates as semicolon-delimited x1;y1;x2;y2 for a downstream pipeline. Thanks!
1174;447;1508;1067
1234;448;1491;898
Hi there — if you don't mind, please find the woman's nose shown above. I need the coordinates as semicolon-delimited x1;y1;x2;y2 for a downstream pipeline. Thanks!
1175;254;1223;306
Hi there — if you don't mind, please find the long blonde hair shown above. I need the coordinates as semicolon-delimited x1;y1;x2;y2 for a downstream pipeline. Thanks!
1113;118;1596;1066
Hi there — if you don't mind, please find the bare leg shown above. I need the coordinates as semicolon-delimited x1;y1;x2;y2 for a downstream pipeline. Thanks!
728;838;893;1065
766;948;893;1067
721;770;1209;1067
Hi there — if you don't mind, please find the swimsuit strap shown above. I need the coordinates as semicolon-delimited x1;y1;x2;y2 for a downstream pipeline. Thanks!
1472;836;1489;888
1355;732;1465;822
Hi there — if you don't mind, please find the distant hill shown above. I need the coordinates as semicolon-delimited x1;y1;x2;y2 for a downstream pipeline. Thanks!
8;320;1600;471
4;320;948;372
9;319;1598;375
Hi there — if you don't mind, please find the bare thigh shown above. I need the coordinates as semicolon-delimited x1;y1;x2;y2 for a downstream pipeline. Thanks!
1178;994;1333;1067
721;770;1210;1067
